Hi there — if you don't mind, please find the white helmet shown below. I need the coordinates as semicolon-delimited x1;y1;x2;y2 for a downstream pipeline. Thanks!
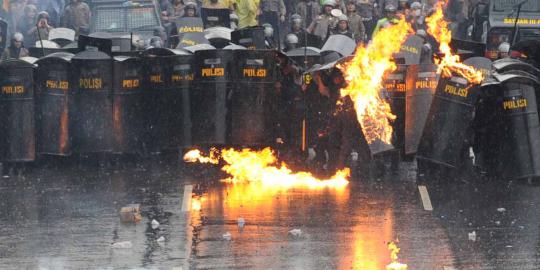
322;0;337;7
498;42;510;54
13;32;24;42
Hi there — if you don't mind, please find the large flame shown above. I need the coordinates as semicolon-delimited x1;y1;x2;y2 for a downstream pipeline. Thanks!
338;19;413;144
386;242;408;270
183;148;349;189
426;0;484;84
183;148;220;164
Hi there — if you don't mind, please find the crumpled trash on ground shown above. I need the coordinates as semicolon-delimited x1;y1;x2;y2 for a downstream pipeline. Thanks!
120;204;142;223
468;231;476;242
151;219;160;229
112;241;133;249
157;236;165;242
222;232;232;241
288;229;303;239
497;208;506;213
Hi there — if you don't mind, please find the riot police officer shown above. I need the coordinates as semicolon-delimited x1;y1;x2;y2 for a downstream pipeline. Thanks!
372;4;399;37
1;32;29;61
307;0;338;42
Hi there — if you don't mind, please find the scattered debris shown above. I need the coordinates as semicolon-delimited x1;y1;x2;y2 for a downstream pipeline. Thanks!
112;241;133;249
222;232;232;241
120;204;142;223
497;208;506;213
468;231;476;242
151;219;160;229
288;229;302;238
157;236;165;242
495;221;501;226
351;151;359;161
237;218;245;228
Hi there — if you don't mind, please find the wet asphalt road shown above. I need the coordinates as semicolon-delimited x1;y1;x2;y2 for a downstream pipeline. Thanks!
0;156;539;269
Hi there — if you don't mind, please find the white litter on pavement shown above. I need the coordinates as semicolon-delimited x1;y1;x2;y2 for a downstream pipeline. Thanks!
497;208;506;213
151;219;160;229
112;241;133;249
288;229;302;238
222;232;232;241
468;231;477;242
157;236;165;242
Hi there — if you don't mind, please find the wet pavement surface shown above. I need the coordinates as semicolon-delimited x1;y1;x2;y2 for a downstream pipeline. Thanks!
0;156;539;269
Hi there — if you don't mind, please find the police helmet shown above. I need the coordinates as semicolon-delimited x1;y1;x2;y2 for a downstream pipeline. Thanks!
285;33;299;45
410;1;422;9
498;42;510;54
184;1;197;10
262;23;274;37
291;14;302;25
338;14;348;22
13;32;23;42
322;0;336;7
385;4;397;12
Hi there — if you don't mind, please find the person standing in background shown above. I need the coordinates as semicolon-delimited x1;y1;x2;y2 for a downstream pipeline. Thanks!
259;0;286;44
61;0;90;36
307;0;337;42
236;0;259;28
345;0;365;43
27;11;53;46
296;0;320;28
1;32;28;61
17;4;36;45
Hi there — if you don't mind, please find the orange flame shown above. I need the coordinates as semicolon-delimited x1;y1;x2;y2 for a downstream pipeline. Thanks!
338;18;413;144
386;242;408;270
426;0;484;84
183;148;349;189
183;148;220;164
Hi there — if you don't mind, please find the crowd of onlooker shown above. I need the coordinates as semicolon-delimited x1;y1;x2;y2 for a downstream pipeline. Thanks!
0;0;489;60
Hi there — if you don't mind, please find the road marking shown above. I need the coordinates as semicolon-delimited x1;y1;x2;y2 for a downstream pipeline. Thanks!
418;185;433;211
181;185;193;212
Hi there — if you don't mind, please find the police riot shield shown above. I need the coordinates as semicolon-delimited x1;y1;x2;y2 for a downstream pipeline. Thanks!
201;8;231;28
112;56;144;154
320;34;356;58
286;47;321;70
417;57;491;168
170;50;195;148
174;17;205;36
48;28;76;47
231;27;266;50
396;35;423;65
496;73;540;180
0;19;8;52
384;65;408;157
35;52;74;156
230;50;277;146
142;48;193;152
404;64;439;157
0;60;36;162
71;50;113;153
77;34;113;55
204;27;232;49
177;32;210;49
191;49;234;145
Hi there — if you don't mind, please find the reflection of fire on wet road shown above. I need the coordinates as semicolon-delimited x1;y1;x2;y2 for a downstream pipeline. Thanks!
386;242;408;270
184;148;349;189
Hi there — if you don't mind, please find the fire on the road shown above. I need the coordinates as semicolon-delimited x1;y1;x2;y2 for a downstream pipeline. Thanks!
426;0;484;84
183;148;349;189
386;242;408;270
338;17;413;145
